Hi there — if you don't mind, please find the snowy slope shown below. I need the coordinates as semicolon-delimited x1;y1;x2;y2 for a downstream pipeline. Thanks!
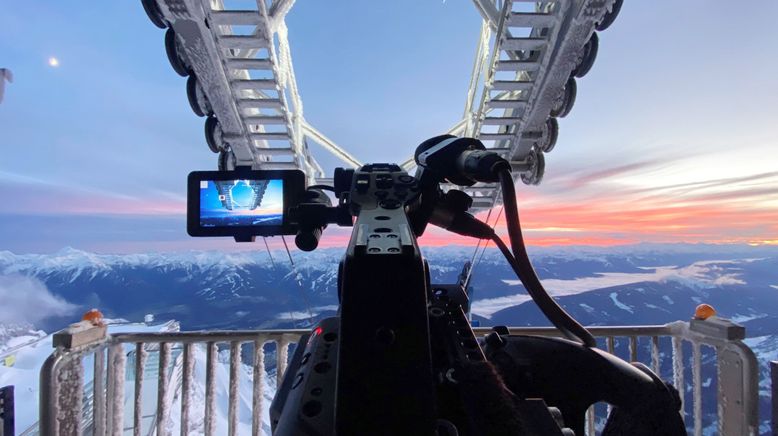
0;320;179;433
1;244;776;433
0;322;45;354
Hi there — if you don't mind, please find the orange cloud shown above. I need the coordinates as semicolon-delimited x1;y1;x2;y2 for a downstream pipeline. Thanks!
3;158;775;250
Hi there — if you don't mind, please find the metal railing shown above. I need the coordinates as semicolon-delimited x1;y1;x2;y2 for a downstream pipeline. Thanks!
38;319;759;436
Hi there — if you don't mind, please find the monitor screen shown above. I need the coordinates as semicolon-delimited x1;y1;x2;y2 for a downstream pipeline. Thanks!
199;179;284;227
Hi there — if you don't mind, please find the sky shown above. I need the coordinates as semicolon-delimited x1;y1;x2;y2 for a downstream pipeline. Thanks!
0;1;776;253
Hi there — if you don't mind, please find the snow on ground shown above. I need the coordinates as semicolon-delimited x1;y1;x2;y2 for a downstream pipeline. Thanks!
728;313;768;324
471;259;747;319
276;304;338;321
744;335;778;365
0;323;45;354
743;335;778;398
609;292;634;313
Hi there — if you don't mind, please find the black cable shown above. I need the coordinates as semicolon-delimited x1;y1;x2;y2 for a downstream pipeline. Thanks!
496;169;596;347
307;184;336;192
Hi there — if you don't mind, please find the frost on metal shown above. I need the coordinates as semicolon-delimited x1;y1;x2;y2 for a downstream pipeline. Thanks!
56;357;84;435
692;343;703;436
180;343;195;434
157;342;172;436
252;340;267;436
157;339;277;435
276;340;289;389
671;336;685;420
205;342;218;436
133;343;148;433
228;341;241;436
108;343;126;436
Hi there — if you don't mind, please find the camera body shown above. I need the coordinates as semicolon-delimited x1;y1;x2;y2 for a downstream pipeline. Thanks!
184;138;685;435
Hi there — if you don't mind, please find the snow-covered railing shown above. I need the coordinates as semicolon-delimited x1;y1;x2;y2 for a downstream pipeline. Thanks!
39;319;758;436
39;329;302;436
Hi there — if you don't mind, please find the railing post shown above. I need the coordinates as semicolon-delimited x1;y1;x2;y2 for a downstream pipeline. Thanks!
181;343;193;436
156;342;172;436
133;343;147;436
717;343;759;435
650;336;661;374
252;338;266;436
204;342;217;436
94;349;106;436
671;336;685;420
0;386;14;436
692;342;702;436
770;360;778;435
107;343;126;436
58;357;85;436
39;353;61;436
277;338;289;388
228;341;241;436
688;316;758;435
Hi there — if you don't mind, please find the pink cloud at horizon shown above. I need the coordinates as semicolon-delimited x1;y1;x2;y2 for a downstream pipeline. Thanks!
1;157;776;251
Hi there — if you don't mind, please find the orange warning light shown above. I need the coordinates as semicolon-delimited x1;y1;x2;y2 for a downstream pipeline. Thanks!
694;304;716;320
82;308;105;326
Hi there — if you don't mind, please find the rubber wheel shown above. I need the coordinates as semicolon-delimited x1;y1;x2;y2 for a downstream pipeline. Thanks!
521;149;545;186
550;77;577;118
572;32;599;78
539;117;559;153
165;28;190;77
218;149;236;171
187;75;212;117
596;0;623;31
141;0;167;29
205;116;222;153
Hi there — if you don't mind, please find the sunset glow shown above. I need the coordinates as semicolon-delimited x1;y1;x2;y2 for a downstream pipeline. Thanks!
1;2;776;253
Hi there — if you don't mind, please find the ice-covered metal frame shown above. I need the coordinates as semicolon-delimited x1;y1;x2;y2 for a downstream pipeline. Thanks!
141;0;621;210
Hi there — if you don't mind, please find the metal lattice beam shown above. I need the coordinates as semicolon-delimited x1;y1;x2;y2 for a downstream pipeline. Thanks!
143;0;621;204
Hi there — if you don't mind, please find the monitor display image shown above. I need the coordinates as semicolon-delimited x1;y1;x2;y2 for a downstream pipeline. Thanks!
199;179;284;227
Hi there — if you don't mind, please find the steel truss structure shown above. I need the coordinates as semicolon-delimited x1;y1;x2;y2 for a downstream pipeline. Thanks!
142;0;622;210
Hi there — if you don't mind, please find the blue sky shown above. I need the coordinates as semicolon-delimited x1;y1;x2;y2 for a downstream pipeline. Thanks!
0;1;776;252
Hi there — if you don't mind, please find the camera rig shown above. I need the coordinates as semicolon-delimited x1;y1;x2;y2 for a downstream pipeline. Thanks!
262;136;686;435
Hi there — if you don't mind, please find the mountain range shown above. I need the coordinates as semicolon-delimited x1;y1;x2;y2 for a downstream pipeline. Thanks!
0;243;776;433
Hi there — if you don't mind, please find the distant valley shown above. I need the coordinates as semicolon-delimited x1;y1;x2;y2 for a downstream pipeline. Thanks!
1;243;776;433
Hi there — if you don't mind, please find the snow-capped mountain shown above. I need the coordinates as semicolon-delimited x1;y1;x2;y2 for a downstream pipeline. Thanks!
1;244;776;331
1;243;776;433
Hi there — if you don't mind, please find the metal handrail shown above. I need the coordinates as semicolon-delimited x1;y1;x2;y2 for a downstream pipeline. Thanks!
38;320;760;436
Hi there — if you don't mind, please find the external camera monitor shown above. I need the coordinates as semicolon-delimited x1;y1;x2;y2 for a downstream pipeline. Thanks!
187;169;305;239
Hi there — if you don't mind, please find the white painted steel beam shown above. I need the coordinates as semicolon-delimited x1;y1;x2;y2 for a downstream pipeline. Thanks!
149;0;619;210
